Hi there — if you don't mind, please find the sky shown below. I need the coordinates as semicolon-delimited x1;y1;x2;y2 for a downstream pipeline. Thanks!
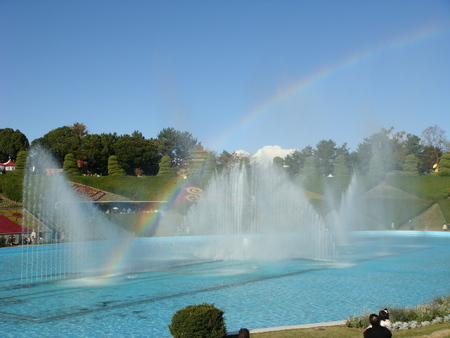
2;0;450;155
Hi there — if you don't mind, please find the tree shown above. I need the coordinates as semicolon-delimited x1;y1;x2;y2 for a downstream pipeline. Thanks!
368;154;385;180
202;154;217;181
157;127;197;167
157;155;176;176
334;154;350;177
283;150;305;177
113;134;161;176
217;150;241;172
186;144;208;177
355;129;392;174
402;154;419;177
420;125;449;167
32;126;79;165
437;153;450;176
301;156;318;176
272;156;284;168
0;128;29;162
12;150;27;175
107;155;126;176
63;153;80;176
314;139;337;176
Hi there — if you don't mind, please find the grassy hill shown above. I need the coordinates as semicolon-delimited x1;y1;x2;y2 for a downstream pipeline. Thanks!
1;173;449;234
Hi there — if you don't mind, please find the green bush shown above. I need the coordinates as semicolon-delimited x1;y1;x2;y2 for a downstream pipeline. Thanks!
346;295;450;329
168;303;226;338
0;237;6;247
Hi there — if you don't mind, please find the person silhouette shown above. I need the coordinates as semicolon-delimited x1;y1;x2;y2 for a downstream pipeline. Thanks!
364;314;391;338
238;328;250;338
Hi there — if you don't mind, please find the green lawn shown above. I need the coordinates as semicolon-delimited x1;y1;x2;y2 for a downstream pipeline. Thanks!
252;322;450;337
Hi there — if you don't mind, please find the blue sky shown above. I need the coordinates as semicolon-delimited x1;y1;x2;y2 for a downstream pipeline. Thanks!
2;0;450;154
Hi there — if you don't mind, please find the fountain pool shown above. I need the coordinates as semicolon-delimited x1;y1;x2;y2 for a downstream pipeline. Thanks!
1;231;449;337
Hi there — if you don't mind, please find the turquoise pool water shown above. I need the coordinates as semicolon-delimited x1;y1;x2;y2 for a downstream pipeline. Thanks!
0;231;449;337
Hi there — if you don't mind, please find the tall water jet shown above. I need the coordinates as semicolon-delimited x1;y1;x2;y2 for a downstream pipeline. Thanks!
21;147;127;283
181;165;337;261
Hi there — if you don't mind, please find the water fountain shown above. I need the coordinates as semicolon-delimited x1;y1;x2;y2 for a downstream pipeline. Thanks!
0;147;449;337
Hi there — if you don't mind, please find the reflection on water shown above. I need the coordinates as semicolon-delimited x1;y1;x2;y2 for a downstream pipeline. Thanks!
0;232;449;337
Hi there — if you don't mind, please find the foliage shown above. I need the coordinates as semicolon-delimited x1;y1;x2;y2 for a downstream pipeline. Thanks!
437;153;450;177
0;236;5;247
0;128;29;163
157;127;198;167
168;303;226;338
368;153;385;180
107;155;126;176
334;154;350;177
420;125;449;166
32;126;80;165
346;295;450;331
402;154;419;177
0;175;23;202
301;156;318;176
216;150;241;172
113;134;161;175
157;155;176;176
13;150;27;175
314;139;337;176
63;153;80;176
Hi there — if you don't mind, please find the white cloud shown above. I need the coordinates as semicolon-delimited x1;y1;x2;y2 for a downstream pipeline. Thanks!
250;145;297;166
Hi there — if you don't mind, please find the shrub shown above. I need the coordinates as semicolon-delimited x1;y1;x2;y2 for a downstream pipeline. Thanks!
0;236;6;247
168;303;226;338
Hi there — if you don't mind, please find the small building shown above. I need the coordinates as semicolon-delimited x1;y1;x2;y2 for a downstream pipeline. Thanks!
0;159;15;173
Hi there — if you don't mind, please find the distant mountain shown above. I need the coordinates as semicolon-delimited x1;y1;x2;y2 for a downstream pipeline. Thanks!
250;145;297;166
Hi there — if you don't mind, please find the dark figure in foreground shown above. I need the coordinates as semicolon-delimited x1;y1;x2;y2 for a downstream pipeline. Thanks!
364;314;392;338
238;327;250;338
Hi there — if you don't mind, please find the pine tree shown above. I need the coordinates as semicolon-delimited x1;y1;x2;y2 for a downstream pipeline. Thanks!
402;154;419;176
301;156;318;176
157;155;176;176
107;155;126;176
63;153;80;176
334;154;350;177
437;153;450;176
12;150;27;175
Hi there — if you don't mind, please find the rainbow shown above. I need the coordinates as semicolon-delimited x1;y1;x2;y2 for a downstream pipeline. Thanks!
209;24;444;152
100;178;186;277
98;24;445;278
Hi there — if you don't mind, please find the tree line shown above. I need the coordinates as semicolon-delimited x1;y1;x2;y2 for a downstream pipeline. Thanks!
1;124;449;178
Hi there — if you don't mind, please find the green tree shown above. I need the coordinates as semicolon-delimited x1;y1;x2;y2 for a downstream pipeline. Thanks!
301;156;318;176
216;150;241;172
186;145;208;177
157;155;176;176
368;153;385;180
314;139;337;176
402;154;419;177
113;133;161;176
0;128;29;162
420;125;449;167
283;150;305;177
273;156;284;168
202;154;217;181
32;126;79;165
107;155;126;176
437;153;450;176
334;154;350;177
355;128;393;174
12;150;27;175
63;153;80;176
157;127;197;167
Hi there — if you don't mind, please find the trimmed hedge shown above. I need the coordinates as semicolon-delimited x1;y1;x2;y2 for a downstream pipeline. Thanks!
168;303;226;338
